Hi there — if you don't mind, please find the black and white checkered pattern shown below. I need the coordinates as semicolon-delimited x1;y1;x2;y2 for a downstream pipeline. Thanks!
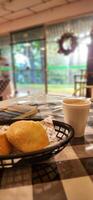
0;78;10;95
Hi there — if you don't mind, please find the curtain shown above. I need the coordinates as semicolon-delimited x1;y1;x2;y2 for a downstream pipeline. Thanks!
46;15;93;87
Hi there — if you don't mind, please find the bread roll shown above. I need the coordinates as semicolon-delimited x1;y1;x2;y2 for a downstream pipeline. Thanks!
6;120;49;153
0;130;11;155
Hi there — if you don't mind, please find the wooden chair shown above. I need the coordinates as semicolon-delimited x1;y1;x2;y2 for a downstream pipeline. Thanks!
73;71;87;96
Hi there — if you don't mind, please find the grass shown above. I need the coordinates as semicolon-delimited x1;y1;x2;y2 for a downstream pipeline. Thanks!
17;83;74;95
48;84;74;94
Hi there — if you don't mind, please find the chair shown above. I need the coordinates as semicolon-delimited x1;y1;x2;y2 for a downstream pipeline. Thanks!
73;70;87;96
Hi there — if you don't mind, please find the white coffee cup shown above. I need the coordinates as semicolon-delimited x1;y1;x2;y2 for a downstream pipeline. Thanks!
63;98;91;137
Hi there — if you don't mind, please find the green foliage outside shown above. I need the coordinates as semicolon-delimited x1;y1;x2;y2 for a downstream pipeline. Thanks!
0;39;87;95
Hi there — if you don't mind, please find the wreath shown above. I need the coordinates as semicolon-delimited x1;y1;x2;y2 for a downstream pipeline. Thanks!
58;32;78;55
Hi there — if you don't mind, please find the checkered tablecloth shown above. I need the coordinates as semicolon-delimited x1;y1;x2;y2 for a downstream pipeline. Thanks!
0;78;10;95
0;94;93;200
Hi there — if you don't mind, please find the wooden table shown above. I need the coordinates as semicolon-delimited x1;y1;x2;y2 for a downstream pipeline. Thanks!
0;94;93;200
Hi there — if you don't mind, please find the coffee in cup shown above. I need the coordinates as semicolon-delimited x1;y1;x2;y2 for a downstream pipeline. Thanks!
63;98;91;137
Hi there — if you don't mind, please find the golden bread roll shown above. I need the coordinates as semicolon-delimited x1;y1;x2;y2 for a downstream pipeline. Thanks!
6;120;49;153
0;130;11;155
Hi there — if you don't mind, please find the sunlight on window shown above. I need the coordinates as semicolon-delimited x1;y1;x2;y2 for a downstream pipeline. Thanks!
73;36;91;64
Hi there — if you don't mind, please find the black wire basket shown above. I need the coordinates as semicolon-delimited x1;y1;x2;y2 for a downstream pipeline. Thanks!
0;120;74;168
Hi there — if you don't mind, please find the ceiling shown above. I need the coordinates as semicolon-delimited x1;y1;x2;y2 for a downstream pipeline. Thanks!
0;0;92;34
0;0;79;25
